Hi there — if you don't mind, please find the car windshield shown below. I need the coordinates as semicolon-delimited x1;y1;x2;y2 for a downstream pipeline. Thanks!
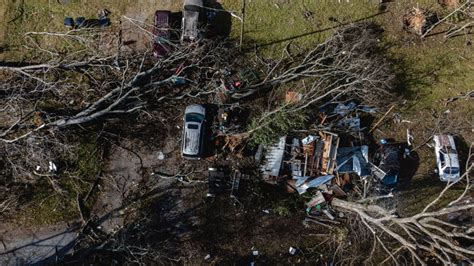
186;113;204;123
187;124;199;129
444;167;459;175
184;5;201;12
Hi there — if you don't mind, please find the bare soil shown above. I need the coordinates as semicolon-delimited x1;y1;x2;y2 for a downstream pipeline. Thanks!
121;2;156;54
0;221;79;265
439;0;461;8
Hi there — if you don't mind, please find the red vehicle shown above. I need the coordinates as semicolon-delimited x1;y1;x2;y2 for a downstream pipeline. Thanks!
153;10;171;58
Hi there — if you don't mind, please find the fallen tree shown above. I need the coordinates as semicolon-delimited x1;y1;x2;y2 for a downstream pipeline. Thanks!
332;148;473;265
242;23;396;144
0;33;237;183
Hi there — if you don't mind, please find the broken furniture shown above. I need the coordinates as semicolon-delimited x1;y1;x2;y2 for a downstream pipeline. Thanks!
217;104;243;134
299;132;339;177
207;167;245;198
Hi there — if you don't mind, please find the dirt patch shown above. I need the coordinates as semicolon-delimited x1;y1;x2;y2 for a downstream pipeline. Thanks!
92;122;209;234
119;0;183;54
121;2;156;53
92;139;163;233
438;0;461;9
0;221;79;265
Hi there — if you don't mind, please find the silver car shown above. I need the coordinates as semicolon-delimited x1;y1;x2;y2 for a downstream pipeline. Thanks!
182;104;206;159
181;0;203;41
434;134;461;182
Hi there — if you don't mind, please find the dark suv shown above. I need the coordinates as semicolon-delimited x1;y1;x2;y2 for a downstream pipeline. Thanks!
153;10;171;58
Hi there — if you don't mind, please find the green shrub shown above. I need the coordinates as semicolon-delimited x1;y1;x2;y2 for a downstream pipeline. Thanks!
249;108;307;145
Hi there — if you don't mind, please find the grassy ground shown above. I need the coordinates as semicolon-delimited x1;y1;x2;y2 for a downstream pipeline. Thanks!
11;137;103;226
2;0;182;60
1;0;472;226
0;0;6;61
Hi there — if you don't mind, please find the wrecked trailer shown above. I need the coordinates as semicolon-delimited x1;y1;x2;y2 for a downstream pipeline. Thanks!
259;132;339;186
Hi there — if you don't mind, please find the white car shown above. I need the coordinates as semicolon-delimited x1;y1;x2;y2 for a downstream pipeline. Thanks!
434;134;461;182
182;104;206;159
181;0;203;41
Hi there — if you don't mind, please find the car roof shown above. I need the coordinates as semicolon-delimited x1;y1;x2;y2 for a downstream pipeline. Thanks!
184;0;203;7
444;153;460;168
183;122;201;155
185;104;205;115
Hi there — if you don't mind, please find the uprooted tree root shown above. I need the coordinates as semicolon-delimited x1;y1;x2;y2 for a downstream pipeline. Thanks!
403;8;439;36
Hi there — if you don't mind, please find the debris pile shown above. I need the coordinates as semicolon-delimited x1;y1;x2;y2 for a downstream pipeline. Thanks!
254;100;416;226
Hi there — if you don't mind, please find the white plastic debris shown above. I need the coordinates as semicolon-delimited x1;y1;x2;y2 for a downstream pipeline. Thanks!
204;254;211;260
289;247;297;255
157;151;165;160
296;175;334;195
301;135;317;145
36;165;41;171
48;161;57;172
262;209;270;214
252;250;259;256
322;210;335;220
